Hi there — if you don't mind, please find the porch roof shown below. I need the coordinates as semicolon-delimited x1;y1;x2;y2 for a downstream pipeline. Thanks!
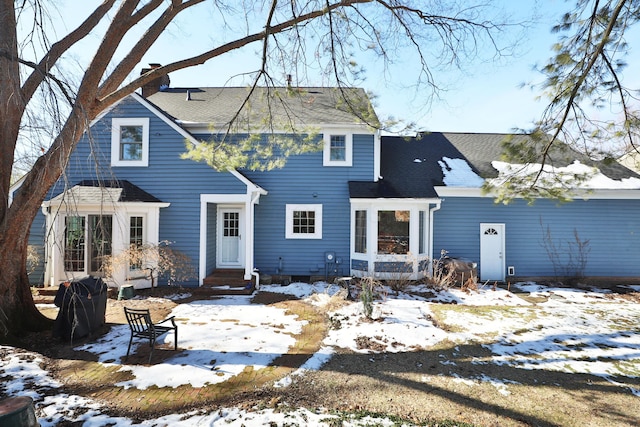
47;180;164;205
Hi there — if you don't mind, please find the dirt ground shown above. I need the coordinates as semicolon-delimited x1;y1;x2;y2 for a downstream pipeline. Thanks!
12;286;640;426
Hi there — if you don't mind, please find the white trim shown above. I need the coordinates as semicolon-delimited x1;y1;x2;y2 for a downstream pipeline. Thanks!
434;187;484;197
41;201;165;287
435;186;640;200
217;206;245;268
285;204;323;239
199;190;266;283
373;130;381;181
182;121;374;135
8;174;27;206
111;117;149;167
323;131;353;167
349;198;440;204
349;200;437;280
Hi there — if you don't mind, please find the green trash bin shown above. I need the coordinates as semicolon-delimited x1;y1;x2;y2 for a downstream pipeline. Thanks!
0;396;39;426
118;284;135;300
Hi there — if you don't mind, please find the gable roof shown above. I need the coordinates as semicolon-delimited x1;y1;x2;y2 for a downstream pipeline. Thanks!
145;87;378;129
350;132;640;199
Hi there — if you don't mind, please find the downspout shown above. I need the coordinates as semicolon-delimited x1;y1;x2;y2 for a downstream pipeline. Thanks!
428;201;442;277
248;189;261;288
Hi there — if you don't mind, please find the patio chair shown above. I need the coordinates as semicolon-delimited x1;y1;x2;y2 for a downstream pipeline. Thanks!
124;307;178;364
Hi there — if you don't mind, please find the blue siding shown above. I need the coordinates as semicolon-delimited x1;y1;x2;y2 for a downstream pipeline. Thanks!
245;133;375;276
433;197;640;278
27;212;46;285
43;96;378;282
48;97;248;286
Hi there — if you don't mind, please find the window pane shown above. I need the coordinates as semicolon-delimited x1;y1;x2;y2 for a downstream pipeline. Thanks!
129;216;144;270
121;125;142;143
377;210;410;254
90;215;112;273
223;212;239;237
120;125;143;160
330;135;346;161
355;210;367;253
293;211;315;234
64;216;85;272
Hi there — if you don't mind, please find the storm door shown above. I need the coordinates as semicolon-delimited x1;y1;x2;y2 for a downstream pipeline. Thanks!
217;208;244;268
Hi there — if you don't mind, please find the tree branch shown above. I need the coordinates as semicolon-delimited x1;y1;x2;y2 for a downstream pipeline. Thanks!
98;0;206;98
534;0;628;184
98;0;374;108
21;0;117;103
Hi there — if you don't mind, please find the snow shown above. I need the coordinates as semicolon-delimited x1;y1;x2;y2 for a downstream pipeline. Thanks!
491;159;640;189
438;156;640;190
438;157;484;187
3;281;640;425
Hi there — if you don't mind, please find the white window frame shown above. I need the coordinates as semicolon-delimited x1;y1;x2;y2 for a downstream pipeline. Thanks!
323;131;352;166
111;117;149;167
285;204;323;239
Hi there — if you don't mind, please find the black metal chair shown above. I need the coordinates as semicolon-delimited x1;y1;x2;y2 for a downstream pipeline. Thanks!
124;307;178;364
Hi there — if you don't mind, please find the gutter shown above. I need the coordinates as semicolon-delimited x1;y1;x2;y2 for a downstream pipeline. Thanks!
428;201;442;276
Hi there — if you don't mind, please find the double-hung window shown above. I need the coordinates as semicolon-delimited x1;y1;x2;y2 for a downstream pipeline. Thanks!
111;118;149;166
286;204;323;239
330;135;346;161
323;131;352;166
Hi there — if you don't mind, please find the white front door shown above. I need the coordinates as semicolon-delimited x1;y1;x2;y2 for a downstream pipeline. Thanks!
480;223;505;281
218;208;244;268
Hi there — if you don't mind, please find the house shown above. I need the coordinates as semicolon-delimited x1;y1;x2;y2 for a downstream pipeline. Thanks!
17;70;640;288
412;132;640;283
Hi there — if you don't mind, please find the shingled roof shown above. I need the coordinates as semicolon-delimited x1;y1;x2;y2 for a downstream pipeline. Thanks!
439;132;640;181
146;87;378;129
49;180;163;205
349;132;640;199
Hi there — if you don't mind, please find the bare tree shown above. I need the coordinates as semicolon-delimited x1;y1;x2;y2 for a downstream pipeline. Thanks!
0;0;513;337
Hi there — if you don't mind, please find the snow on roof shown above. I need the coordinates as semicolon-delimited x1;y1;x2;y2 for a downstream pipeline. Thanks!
438;156;640;190
491;160;640;190
438;157;484;187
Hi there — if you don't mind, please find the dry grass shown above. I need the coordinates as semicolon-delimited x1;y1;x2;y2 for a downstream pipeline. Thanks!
20;287;640;426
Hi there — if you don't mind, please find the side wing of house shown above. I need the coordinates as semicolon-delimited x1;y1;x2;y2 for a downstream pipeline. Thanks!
431;132;640;283
433;193;640;282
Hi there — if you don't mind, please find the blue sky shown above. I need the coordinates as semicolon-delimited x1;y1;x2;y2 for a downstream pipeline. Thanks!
55;1;635;134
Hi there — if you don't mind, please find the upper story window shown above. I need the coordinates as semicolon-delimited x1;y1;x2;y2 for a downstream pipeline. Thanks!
285;204;323;239
111;118;149;167
323;131;352;166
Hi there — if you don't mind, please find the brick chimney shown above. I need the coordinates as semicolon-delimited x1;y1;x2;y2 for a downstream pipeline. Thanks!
140;63;170;97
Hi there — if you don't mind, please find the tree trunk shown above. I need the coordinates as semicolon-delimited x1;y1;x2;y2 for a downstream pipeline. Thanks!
0;235;51;340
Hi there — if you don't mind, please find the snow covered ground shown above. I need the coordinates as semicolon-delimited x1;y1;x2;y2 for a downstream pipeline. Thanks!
2;281;640;426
